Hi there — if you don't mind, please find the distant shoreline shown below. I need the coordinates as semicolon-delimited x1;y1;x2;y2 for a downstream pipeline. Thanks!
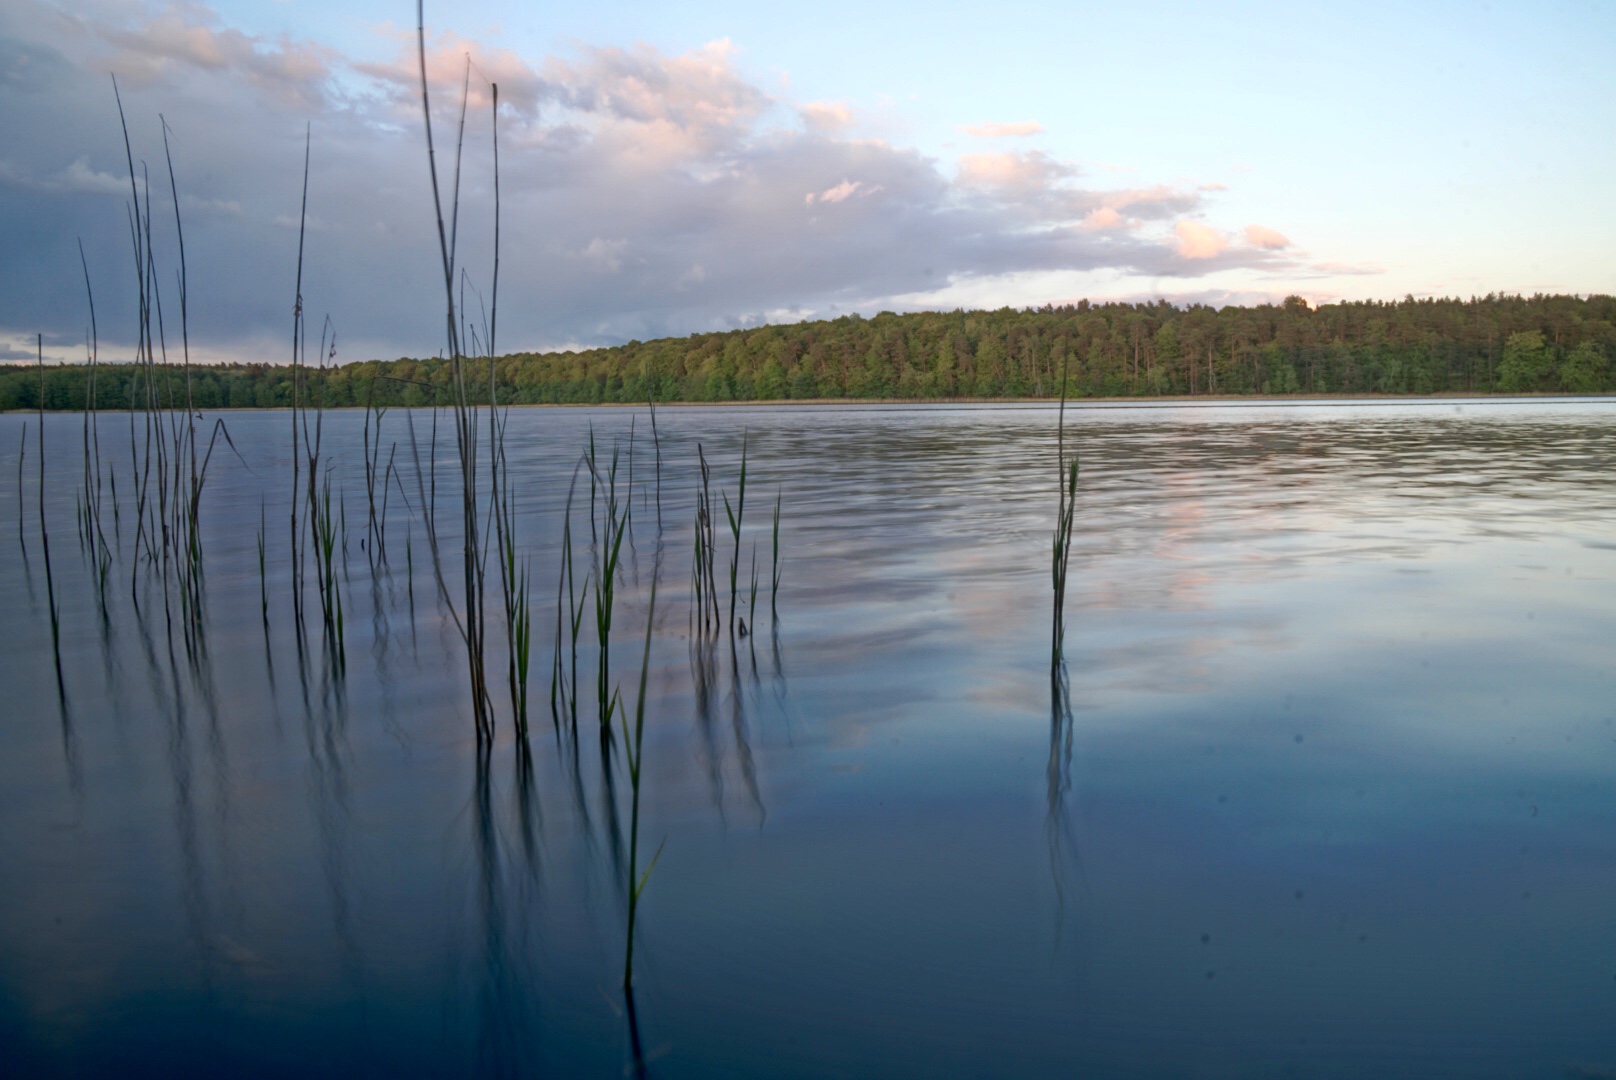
5;391;1614;416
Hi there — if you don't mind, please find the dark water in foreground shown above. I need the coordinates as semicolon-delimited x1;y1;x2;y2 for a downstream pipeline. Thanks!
2;399;1614;1079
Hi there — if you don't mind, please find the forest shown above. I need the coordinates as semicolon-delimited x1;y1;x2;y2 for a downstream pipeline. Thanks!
4;293;1613;411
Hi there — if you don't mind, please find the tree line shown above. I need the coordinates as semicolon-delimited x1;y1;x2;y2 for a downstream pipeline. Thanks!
5;293;1613;411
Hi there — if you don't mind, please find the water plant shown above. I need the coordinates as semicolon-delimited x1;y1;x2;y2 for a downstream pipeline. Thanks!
621;575;664;990
16;422;27;564
257;500;268;631
1051;358;1078;669
589;438;630;740
416;0;497;742
770;489;782;622
691;445;719;635
37;336;64;698
550;466;589;733
722;433;748;633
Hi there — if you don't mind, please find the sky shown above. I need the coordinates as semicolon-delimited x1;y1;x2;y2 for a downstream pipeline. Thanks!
1;0;1612;365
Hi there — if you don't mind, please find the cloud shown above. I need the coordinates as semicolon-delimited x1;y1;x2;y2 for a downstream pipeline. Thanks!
1244;224;1291;250
1081;207;1124;231
61;2;337;110
0;0;1300;359
800;100;853;133
1309;260;1385;277
1174;220;1227;260
565;237;628;272
805;179;882;205
0;156;133;195
956;149;1073;190
960;120;1043;138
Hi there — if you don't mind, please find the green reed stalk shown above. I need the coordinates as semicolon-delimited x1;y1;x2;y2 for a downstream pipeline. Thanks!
621;574;664;990
77;238;107;568
418;1;492;742
16;422;27;563
290;125;310;631
770;490;781;621
37;335;64;698
746;544;759;635
722;432;748;633
692;445;719;635
647;396;663;534
1051;355;1078;669
593;443;629;739
258;499;268;630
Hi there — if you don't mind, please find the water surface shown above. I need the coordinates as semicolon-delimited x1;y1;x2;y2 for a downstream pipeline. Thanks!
2;399;1614;1078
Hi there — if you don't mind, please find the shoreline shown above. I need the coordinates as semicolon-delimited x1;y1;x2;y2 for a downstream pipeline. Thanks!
5;390;1615;415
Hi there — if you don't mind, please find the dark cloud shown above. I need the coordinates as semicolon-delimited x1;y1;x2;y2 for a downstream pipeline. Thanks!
0;0;1294;365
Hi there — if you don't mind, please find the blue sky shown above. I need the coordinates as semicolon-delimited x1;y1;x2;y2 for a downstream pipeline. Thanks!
2;0;1612;363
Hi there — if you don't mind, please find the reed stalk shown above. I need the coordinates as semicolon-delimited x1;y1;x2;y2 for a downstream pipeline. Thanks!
16;423;27;563
590;441;629;739
37;335;64;699
258;499;268;631
750;543;760;625
290;125;311;631
418;0;493;742
722;433;748;633
770;490;781;621
1051;355;1078;669
621;574;664;990
691;445;719;635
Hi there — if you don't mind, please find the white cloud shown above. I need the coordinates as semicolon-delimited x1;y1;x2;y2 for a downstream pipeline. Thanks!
805;179;882;205
960;120;1043;138
800;100;853;133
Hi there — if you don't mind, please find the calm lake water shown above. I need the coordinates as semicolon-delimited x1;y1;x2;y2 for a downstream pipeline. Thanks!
2;399;1614;1079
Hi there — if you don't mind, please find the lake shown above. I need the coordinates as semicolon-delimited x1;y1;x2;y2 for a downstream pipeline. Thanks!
2;398;1614;1079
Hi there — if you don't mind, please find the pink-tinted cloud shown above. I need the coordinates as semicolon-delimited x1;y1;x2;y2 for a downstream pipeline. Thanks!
956;150;1073;190
960;120;1043;138
1174;220;1227;259
1081;206;1125;231
69;2;335;110
356;24;553;117
0;0;1306;356
1244;224;1291;250
800;100;854;133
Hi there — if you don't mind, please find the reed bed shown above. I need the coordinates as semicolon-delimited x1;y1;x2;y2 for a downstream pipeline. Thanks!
13;15;840;1051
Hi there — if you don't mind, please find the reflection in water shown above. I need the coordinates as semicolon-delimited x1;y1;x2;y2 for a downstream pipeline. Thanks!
472;752;526;1080
1046;662;1079;950
3;401;1616;1078
624;985;650;1080
691;635;725;822
727;637;765;827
